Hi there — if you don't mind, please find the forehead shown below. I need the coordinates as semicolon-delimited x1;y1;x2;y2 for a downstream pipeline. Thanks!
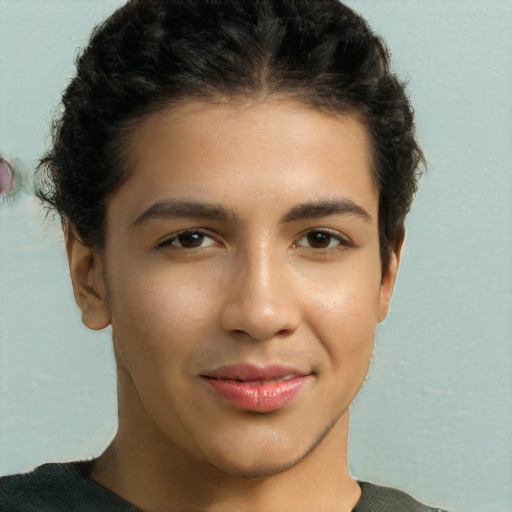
109;99;378;226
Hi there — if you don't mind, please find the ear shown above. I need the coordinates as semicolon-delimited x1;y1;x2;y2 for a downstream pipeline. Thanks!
65;223;111;330
378;234;404;323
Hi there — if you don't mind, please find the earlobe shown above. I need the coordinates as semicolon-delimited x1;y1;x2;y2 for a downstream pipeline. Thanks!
378;235;404;323
65;223;111;330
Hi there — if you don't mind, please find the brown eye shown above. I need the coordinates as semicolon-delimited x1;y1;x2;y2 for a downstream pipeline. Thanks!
176;231;206;248
158;230;218;249
295;230;352;250
306;231;333;249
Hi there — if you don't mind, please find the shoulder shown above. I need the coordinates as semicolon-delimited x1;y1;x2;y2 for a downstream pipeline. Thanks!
0;462;141;512
0;463;78;512
354;481;449;512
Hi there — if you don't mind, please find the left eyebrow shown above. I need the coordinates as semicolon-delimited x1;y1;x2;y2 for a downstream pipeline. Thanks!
281;197;372;224
132;199;237;227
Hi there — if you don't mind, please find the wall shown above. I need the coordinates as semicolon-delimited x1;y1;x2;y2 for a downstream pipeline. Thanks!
1;1;511;511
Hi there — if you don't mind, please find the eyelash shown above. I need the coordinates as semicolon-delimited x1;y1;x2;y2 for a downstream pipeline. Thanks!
156;229;219;249
294;229;354;251
156;229;354;251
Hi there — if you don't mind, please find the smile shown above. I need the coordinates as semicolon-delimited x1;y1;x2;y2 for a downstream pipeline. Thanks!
200;364;311;413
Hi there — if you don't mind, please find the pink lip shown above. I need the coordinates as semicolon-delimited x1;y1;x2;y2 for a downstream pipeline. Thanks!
201;364;311;412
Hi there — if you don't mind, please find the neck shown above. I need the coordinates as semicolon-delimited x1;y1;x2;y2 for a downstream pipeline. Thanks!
91;374;361;512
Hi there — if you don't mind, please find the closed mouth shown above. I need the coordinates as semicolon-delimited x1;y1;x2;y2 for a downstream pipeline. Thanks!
201;364;311;383
203;374;300;383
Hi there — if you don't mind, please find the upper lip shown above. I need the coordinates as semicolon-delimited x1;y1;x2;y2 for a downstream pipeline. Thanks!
201;364;311;382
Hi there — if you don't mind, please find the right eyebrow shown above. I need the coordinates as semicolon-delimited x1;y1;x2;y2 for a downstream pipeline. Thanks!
132;199;237;227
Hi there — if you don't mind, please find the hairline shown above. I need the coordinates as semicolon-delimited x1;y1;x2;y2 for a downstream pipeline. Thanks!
90;92;396;271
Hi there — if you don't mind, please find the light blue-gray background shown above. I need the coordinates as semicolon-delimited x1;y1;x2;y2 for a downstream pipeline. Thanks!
1;1;511;511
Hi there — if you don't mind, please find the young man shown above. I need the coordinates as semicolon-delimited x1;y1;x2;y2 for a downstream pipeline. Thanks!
0;1;447;510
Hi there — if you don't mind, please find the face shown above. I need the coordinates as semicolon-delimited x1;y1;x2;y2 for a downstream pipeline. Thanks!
75;100;399;478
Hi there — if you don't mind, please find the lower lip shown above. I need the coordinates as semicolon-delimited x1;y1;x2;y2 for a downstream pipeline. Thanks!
202;376;309;412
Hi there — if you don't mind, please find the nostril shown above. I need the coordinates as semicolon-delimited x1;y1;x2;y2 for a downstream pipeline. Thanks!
221;294;301;341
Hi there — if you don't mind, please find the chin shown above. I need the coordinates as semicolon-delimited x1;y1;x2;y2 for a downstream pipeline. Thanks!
211;451;306;480
204;418;337;479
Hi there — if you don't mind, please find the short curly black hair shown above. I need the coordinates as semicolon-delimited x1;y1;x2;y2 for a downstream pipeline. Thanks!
37;0;424;270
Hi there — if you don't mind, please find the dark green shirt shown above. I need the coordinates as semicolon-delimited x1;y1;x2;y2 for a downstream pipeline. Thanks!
0;462;448;511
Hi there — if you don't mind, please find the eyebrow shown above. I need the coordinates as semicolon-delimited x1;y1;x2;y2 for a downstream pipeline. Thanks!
132;199;236;226
132;196;371;227
281;198;372;223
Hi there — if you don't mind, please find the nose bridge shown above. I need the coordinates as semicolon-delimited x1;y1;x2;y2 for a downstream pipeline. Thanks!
221;239;300;340
245;241;275;299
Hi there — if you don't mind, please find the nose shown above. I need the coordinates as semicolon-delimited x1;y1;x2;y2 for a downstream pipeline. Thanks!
220;247;302;341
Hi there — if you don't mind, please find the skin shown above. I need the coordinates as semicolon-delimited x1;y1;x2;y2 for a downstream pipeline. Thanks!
66;99;401;512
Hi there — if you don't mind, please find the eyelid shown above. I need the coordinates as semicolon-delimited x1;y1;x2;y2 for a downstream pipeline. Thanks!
155;227;354;251
156;228;221;249
293;228;355;249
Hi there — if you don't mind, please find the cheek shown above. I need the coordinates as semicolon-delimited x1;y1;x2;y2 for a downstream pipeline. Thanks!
314;289;380;356
108;262;223;367
299;262;382;360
